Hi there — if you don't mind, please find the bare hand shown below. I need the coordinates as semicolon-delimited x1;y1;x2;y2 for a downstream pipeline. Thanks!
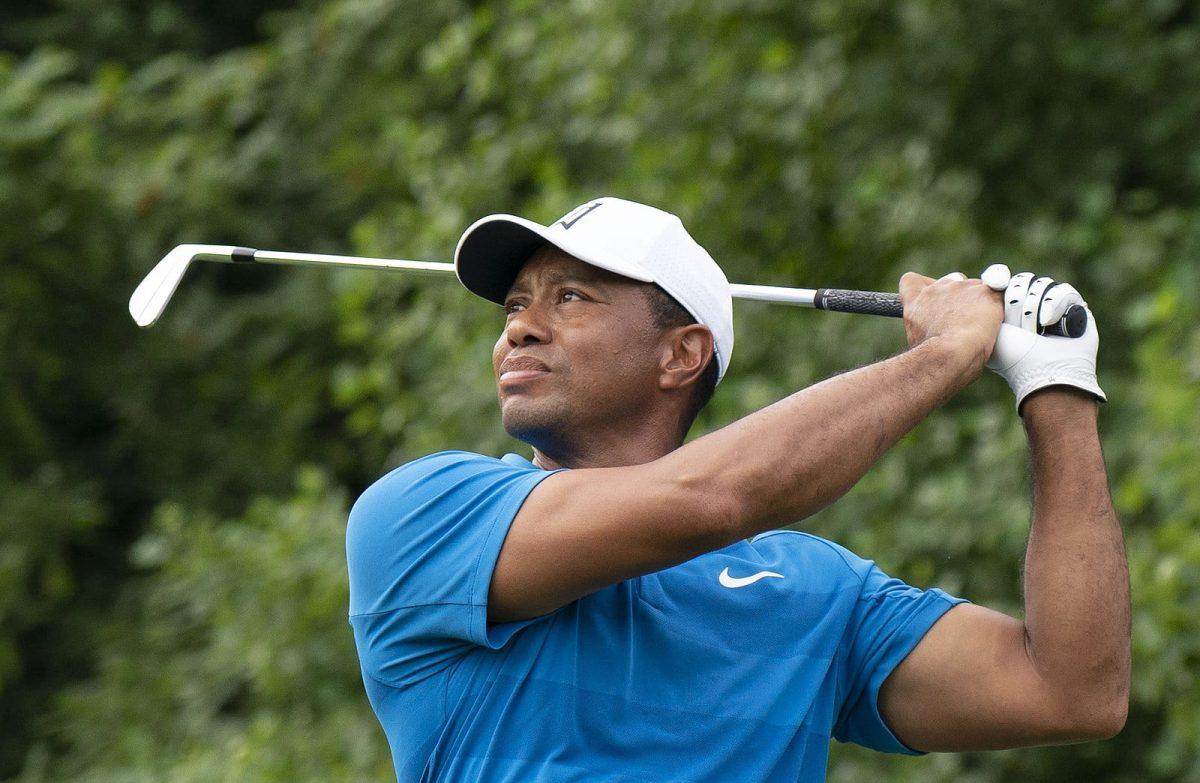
899;271;1004;381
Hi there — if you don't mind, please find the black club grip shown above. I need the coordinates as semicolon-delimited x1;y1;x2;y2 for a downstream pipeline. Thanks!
813;289;1087;338
813;289;904;318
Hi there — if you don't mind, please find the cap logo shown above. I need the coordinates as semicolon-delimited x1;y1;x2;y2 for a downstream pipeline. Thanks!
557;201;604;230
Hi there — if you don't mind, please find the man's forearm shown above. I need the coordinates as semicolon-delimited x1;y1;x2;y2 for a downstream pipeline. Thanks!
666;336;979;535
1021;390;1130;731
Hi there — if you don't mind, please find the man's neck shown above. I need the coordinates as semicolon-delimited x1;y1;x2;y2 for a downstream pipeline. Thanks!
530;426;683;471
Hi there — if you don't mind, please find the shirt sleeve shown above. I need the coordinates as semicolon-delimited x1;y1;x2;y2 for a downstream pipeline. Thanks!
346;450;563;687
831;551;968;754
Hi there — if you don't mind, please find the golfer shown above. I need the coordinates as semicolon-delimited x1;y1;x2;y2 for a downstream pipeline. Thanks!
347;197;1129;781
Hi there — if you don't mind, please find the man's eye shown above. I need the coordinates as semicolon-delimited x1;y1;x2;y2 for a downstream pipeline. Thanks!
504;302;524;314
561;290;583;302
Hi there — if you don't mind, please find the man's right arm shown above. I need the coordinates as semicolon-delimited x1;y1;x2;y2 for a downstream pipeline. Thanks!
489;273;1001;622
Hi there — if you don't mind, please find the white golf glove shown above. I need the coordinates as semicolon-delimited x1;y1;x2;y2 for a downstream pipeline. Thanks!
980;264;1106;414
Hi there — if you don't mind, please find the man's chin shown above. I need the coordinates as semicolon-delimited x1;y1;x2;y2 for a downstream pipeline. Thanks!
500;401;565;448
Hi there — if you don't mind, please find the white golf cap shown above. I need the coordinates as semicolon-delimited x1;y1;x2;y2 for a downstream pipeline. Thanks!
454;197;734;381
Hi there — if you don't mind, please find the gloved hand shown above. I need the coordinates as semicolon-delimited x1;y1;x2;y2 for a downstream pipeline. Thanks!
979;264;1106;415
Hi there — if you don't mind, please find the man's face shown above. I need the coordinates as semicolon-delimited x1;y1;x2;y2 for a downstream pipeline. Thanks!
492;245;665;450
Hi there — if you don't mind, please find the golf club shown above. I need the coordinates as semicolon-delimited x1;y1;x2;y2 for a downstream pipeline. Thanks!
129;244;1089;338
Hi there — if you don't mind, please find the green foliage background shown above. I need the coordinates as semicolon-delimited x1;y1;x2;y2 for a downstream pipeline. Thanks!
2;0;1198;780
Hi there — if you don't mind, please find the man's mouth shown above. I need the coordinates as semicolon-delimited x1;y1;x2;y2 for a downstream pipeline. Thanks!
499;356;551;386
499;369;549;383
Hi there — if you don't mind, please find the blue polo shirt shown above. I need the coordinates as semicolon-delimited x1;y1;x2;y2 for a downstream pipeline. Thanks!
346;450;965;782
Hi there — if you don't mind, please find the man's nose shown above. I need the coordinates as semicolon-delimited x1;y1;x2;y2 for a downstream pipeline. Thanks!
505;302;552;346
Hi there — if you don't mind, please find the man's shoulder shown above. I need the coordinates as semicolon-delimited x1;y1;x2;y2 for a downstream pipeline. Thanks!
346;450;541;587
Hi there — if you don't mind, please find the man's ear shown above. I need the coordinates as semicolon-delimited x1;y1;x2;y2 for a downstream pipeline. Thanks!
658;325;714;392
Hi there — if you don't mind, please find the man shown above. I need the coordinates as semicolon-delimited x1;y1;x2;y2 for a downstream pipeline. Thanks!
346;197;1129;781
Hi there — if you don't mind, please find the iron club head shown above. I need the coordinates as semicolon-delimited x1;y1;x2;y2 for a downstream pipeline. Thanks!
129;244;236;327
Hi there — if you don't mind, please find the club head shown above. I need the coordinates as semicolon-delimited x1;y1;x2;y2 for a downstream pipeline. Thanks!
129;244;235;327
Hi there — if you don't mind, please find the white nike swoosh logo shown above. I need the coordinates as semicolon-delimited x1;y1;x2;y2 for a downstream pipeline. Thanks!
718;567;784;588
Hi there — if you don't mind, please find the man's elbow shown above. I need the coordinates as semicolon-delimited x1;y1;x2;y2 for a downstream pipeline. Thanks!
1058;682;1129;742
1071;695;1128;741
1033;635;1131;743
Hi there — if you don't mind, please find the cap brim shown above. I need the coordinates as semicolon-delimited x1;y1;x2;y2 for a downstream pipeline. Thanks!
454;213;654;304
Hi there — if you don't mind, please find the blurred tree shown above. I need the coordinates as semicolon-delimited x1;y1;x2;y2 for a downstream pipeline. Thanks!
0;0;302;67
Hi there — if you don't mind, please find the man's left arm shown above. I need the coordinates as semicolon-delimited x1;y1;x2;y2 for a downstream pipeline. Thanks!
878;387;1131;751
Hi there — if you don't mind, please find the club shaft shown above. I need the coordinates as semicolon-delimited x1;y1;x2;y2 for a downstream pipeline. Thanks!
729;283;818;307
226;247;827;308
